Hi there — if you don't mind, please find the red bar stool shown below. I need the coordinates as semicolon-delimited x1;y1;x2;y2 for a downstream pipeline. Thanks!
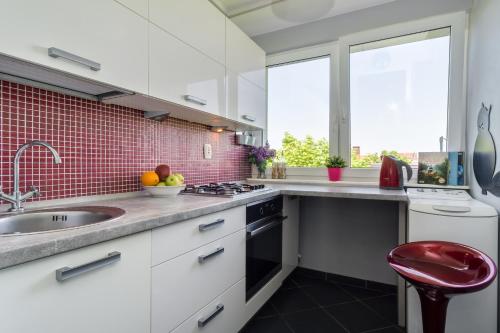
387;241;497;333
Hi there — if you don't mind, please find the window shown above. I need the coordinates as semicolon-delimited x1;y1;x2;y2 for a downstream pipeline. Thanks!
267;57;330;167
349;28;451;168
265;12;467;177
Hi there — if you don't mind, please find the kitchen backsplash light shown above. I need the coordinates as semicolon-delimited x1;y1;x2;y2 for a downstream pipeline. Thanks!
0;80;251;202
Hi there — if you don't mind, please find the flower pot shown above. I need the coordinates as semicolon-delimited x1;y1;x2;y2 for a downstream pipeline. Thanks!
327;167;343;181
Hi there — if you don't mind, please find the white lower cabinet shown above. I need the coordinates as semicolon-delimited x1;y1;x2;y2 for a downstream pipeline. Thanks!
282;196;300;279
151;229;246;333
0;231;151;333
172;279;246;333
149;24;226;116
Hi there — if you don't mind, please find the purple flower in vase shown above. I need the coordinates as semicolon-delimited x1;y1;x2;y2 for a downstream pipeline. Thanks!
249;145;276;177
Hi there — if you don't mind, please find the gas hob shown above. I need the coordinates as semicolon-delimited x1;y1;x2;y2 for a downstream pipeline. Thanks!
180;183;271;198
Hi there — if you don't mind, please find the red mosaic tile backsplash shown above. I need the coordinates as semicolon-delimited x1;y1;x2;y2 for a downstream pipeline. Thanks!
0;80;251;203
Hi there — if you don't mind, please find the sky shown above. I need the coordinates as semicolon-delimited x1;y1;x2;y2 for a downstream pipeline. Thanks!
267;34;450;155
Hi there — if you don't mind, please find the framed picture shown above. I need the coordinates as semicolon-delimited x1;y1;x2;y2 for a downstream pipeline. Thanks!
417;152;464;185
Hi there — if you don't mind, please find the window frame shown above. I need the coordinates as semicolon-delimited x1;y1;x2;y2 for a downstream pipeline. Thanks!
265;12;467;179
338;11;468;168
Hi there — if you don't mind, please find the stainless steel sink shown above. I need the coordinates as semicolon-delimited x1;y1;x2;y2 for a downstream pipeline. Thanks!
0;206;125;236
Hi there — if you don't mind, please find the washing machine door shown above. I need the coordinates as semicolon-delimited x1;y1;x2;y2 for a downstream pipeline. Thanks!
407;208;498;333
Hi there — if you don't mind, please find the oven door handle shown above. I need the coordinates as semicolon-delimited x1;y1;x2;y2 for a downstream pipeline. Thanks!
247;216;287;239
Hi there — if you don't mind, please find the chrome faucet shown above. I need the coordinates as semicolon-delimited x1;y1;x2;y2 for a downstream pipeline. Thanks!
0;141;62;212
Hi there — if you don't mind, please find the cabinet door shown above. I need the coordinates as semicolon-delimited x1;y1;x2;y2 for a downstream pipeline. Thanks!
282;196;300;279
150;0;225;64
0;232;151;333
226;19;266;89
0;0;149;94
171;279;246;333
149;25;226;116
227;71;267;129
151;230;245;333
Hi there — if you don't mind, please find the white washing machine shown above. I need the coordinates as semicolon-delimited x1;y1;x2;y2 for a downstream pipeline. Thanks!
407;188;498;333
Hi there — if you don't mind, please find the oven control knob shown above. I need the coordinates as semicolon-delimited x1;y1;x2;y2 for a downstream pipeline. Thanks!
259;207;264;215
270;203;276;211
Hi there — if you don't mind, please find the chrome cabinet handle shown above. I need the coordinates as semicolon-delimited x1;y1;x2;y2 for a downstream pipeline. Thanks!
183;95;207;106
55;251;121;282
199;219;225;231
242;114;256;122
198;304;224;328
48;47;101;71
198;247;224;263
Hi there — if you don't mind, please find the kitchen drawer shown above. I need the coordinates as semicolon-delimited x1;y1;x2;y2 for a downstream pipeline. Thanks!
152;205;245;266
151;229;246;333
149;0;225;64
0;0;149;94
149;24;226;116
171;278;246;333
0;231;151;333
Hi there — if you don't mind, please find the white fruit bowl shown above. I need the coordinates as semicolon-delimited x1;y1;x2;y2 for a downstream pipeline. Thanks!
144;185;185;197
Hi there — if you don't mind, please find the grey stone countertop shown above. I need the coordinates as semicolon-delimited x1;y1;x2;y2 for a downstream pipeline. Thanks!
0;184;407;270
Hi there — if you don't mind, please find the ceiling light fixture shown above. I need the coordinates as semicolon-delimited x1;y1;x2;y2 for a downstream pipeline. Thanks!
271;0;336;22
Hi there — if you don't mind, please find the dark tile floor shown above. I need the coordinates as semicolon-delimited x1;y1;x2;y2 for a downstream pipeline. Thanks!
240;269;405;333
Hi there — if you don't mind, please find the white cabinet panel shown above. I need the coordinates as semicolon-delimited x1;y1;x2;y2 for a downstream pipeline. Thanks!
151;229;245;333
0;232;151;333
150;0;225;64
226;19;266;89
227;71;267;129
149;25;226;116
171;279;246;333
114;0;149;18
0;0;149;94
152;206;245;266
282;196;300;279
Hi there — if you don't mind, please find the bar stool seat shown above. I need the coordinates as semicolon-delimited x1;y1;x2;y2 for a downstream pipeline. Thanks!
387;241;497;333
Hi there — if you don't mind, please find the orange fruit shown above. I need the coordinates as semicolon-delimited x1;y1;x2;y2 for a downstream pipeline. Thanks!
141;171;160;186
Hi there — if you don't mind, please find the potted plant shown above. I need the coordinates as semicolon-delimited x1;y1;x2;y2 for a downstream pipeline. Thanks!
325;155;347;181
249;144;276;178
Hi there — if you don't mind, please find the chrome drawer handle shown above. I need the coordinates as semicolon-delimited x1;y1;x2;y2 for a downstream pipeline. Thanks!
242;114;256;122
199;219;225;231
183;95;207;106
48;47;101;71
198;304;224;328
198;247;224;263
55;251;121;282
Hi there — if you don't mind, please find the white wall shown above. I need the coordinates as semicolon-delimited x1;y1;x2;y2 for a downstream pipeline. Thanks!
299;197;399;285
467;0;500;211
253;0;473;54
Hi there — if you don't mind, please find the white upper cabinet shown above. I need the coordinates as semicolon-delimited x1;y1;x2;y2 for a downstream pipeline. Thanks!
0;232;151;333
149;24;226;116
227;71;267;129
150;0;226;65
0;0;149;94
114;0;149;18
226;18;266;89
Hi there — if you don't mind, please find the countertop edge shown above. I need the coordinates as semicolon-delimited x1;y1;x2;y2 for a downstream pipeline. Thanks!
0;186;406;270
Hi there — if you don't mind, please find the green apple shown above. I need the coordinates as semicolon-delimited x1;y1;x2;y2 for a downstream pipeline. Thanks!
156;182;166;186
173;173;185;184
164;175;179;186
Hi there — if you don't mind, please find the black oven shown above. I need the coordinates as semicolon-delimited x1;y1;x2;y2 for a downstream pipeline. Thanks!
246;195;285;301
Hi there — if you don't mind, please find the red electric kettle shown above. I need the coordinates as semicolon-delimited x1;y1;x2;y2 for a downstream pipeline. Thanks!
379;156;412;190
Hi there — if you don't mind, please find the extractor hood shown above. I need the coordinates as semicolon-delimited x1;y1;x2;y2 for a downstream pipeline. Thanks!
0;53;133;101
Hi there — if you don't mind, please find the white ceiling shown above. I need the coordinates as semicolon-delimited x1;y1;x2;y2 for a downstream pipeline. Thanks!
211;0;397;36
